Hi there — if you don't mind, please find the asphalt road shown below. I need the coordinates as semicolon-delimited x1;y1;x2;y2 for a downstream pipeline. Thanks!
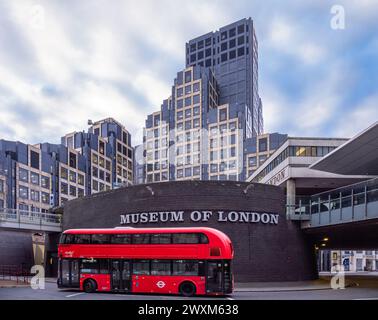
1;282;378;300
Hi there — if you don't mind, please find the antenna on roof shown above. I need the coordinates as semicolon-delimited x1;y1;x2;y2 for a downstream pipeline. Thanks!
88;119;93;126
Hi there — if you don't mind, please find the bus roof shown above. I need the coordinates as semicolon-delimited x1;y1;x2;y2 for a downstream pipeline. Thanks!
63;227;231;241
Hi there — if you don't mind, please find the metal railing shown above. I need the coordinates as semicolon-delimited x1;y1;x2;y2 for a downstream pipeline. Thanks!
0;265;32;284
0;208;62;231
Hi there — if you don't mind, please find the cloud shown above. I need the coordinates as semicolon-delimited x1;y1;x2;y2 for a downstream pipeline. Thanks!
0;0;377;148
331;94;378;138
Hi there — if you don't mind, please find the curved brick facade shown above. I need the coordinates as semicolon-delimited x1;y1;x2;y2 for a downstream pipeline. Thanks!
62;181;317;282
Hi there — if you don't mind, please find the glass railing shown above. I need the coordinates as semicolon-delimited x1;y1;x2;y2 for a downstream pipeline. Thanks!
307;178;378;226
0;208;62;226
310;178;378;213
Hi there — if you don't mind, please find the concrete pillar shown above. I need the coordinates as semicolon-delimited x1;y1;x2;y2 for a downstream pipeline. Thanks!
286;179;296;218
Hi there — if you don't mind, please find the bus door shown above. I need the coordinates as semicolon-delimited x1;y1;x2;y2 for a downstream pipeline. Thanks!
111;260;131;292
206;261;223;293
60;259;80;288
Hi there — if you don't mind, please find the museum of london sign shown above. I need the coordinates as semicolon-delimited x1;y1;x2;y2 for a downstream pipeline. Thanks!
120;211;279;225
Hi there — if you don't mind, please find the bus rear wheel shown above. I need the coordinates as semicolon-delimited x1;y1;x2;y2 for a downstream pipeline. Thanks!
83;279;97;293
179;281;196;297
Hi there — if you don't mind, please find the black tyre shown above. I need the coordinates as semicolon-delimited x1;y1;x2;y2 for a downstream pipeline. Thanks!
179;281;196;297
83;279;97;293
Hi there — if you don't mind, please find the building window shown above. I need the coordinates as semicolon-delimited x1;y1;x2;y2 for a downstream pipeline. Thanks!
0;199;4;209
41;192;49;204
185;121;191;130
0;180;3;193
99;157;105;168
19;186;28;199
177;87;183;97
30;190;40;202
60;167;68;180
185;97;191;107
19;204;28;211
69;171;76;183
78;174;84;186
99;141;105;155
259;155;267;165
92;167;98;178
185;85;192;95
92;180;98;191
61;183;68;195
185;168;192;177
221;53;227;62
41;176;50;189
30;172;40;186
70;186;77;197
19;168;29;182
193;94;200;105
230;147;236;157
177;169;183;178
30;150;40;170
259;138;268;152
69;152;77;169
238;24;245;34
238;36;244;45
219;108;227;121
248;156;257;167
238;47;245;57
177;99;183;109
184;70;192;83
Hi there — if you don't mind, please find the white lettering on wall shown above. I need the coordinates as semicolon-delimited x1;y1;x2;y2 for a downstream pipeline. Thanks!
119;211;279;225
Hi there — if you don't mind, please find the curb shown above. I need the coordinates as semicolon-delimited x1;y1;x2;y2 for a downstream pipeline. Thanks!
0;284;30;288
234;287;331;293
234;282;357;293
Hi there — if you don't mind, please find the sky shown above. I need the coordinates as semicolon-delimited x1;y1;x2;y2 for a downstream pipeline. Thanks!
0;0;377;146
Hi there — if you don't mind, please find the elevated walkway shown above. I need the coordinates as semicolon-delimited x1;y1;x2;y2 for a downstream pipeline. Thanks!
0;209;62;232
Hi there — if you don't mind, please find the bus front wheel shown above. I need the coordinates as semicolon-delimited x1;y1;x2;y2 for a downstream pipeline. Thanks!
83;279;97;293
179;281;196;297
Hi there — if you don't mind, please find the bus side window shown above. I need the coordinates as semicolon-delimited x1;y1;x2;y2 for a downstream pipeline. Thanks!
132;234;150;244
76;234;91;244
91;234;109;244
99;259;109;274
198;261;206;276
199;234;209;244
133;260;150;275
59;234;66;244
111;234;131;244
173;260;199;276
172;233;199;244
64;234;75;244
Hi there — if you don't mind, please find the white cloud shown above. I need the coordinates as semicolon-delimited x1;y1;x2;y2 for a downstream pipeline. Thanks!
331;94;378;138
266;17;327;65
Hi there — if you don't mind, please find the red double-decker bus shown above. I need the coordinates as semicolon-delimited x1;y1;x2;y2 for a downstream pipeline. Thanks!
57;227;233;296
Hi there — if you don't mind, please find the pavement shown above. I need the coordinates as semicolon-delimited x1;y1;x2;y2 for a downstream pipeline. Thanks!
1;274;378;299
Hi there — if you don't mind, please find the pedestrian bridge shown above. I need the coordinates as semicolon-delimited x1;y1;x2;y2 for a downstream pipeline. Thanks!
288;178;378;228
0;209;62;232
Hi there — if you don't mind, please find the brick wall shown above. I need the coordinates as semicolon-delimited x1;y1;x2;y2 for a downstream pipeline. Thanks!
63;181;317;282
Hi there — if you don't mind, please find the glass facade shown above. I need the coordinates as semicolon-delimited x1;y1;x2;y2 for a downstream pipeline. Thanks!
255;145;338;182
